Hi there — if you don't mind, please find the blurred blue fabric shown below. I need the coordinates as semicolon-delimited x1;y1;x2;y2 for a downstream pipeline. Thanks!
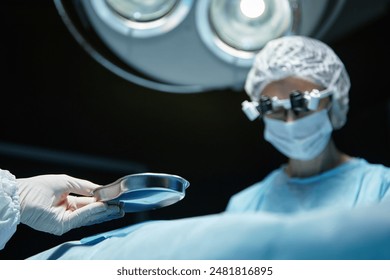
28;202;390;260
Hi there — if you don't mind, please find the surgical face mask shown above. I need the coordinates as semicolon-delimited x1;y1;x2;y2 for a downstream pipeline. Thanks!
263;109;333;160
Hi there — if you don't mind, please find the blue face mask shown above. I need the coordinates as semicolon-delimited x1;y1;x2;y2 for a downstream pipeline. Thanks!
263;109;333;160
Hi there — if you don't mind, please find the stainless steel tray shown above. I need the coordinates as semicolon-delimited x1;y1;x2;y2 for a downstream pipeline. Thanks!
93;172;190;212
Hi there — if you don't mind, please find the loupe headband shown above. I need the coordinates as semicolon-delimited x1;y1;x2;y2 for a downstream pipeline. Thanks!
242;88;332;121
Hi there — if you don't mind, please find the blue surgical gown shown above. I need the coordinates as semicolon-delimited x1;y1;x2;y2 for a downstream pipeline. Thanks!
226;158;390;213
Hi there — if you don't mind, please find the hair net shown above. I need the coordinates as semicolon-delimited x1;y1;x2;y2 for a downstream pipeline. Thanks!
245;35;350;129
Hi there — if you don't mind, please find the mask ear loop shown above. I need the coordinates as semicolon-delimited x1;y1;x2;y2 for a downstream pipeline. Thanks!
326;95;333;111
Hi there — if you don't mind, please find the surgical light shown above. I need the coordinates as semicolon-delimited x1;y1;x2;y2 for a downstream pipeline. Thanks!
87;0;192;38
54;0;374;93
105;0;178;22
239;0;266;19
202;0;295;65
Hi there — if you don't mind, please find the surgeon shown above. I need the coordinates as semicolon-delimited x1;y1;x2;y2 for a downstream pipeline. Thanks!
0;170;124;250
226;35;390;213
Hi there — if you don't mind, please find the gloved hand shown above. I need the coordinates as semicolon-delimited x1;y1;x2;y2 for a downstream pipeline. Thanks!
17;174;124;235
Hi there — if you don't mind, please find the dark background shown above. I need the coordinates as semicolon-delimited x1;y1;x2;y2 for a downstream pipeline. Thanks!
1;1;389;259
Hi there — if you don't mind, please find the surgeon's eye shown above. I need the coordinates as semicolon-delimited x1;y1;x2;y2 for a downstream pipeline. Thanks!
266;108;315;121
265;107;285;120
293;110;312;119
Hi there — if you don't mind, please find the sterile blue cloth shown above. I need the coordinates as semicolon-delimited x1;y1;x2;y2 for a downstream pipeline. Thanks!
27;203;390;260
226;158;390;213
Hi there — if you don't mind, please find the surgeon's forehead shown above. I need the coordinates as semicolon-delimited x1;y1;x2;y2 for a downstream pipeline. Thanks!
261;77;324;99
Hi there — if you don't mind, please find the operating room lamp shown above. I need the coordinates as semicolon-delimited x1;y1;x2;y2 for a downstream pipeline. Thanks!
53;0;385;93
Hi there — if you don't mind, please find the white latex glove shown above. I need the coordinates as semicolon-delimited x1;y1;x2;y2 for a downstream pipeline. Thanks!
17;174;124;235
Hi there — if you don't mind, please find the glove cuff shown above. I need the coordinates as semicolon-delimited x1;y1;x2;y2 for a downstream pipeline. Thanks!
0;169;21;250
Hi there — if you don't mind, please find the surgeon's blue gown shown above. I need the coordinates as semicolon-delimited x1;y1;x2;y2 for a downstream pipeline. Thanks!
28;158;390;260
226;158;390;213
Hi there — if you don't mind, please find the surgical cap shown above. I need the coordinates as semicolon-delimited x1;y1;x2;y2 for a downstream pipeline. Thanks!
245;35;350;129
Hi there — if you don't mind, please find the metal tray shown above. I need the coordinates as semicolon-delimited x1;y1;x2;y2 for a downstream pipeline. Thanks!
93;172;190;212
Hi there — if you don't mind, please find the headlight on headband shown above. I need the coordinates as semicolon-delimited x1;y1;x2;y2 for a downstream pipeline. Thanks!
241;88;332;121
